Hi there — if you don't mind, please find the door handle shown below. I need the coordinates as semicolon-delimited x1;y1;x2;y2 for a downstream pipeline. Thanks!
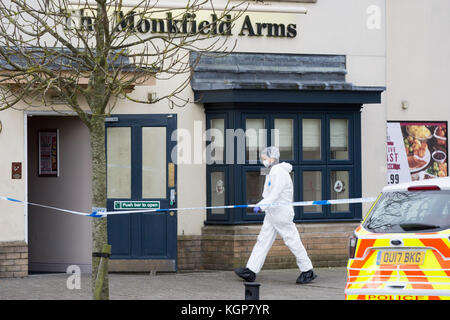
170;189;176;206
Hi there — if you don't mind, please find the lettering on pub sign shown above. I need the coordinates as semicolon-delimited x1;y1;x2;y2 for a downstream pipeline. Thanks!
67;10;298;38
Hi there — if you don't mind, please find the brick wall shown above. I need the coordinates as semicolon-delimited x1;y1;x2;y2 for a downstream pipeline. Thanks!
0;224;355;275
178;222;359;271
0;241;28;278
178;235;203;271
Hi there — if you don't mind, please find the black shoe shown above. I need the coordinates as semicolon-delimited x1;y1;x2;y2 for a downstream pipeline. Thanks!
296;270;317;284
234;267;256;282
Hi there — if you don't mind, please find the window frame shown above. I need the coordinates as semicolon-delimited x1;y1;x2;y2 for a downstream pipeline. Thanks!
205;112;231;222
205;104;363;224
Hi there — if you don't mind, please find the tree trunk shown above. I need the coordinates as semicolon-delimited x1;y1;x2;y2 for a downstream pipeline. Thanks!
89;114;109;300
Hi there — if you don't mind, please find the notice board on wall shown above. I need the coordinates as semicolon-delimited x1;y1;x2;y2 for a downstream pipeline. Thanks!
387;121;448;184
38;129;59;177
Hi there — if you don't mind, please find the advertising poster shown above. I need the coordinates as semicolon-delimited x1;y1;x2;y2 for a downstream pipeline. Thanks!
39;129;59;177
387;122;448;184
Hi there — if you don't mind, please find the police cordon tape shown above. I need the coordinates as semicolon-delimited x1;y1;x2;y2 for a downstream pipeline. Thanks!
0;195;378;218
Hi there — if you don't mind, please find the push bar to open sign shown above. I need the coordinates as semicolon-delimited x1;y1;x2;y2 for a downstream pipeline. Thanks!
114;201;160;210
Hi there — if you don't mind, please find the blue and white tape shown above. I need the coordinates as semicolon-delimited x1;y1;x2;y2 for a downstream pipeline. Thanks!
0;195;377;218
0;196;94;216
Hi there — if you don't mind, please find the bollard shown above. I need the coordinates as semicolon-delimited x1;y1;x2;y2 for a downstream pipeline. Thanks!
244;282;260;300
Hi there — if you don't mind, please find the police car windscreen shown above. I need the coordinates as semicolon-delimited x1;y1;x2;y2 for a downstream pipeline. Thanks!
363;190;450;233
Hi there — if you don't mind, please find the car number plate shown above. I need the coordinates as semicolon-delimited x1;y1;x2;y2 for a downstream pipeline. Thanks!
377;250;425;265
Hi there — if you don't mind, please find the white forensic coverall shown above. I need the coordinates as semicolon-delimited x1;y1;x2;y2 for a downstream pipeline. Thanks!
246;162;313;274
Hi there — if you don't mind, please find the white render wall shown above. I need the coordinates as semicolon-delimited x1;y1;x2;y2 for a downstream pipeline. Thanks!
387;0;450;121
123;0;388;232
0;109;25;242
0;0;388;241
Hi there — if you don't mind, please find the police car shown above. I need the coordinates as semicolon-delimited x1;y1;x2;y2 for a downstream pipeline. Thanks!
345;177;450;300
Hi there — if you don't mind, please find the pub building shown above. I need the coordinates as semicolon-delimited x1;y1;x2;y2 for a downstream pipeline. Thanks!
0;0;448;276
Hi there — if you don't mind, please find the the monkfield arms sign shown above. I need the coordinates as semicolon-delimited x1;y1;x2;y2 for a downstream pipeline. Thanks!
67;10;298;38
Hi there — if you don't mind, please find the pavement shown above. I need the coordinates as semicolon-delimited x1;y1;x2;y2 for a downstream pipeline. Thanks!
0;267;347;300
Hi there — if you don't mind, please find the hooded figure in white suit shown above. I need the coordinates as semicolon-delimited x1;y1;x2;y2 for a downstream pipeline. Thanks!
235;146;317;284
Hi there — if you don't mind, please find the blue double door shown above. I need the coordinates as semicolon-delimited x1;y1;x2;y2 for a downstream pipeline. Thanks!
106;114;177;271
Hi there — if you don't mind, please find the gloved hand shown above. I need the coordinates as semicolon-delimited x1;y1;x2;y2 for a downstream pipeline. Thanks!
253;206;261;213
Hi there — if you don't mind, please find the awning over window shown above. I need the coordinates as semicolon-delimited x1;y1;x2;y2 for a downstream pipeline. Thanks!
190;52;385;104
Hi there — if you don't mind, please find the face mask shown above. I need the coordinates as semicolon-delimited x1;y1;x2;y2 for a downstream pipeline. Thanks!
262;159;271;168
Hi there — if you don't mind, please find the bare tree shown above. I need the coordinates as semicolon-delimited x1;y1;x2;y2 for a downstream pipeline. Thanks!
0;0;243;299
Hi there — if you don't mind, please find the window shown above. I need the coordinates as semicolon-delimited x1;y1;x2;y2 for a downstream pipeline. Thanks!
142;127;166;198
330;170;350;212
245;118;266;163
210;171;226;214
245;170;266;215
107;127;131;198
209;118;225;164
363;191;450;233
303;170;322;213
207;166;229;220
330;119;349;160
206;108;361;224
274;118;294;160
302;118;321;160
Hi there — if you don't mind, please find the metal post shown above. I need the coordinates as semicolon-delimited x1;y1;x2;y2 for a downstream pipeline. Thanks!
93;244;111;300
244;282;260;300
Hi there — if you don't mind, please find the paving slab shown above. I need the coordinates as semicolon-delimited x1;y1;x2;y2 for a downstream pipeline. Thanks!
0;267;347;300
